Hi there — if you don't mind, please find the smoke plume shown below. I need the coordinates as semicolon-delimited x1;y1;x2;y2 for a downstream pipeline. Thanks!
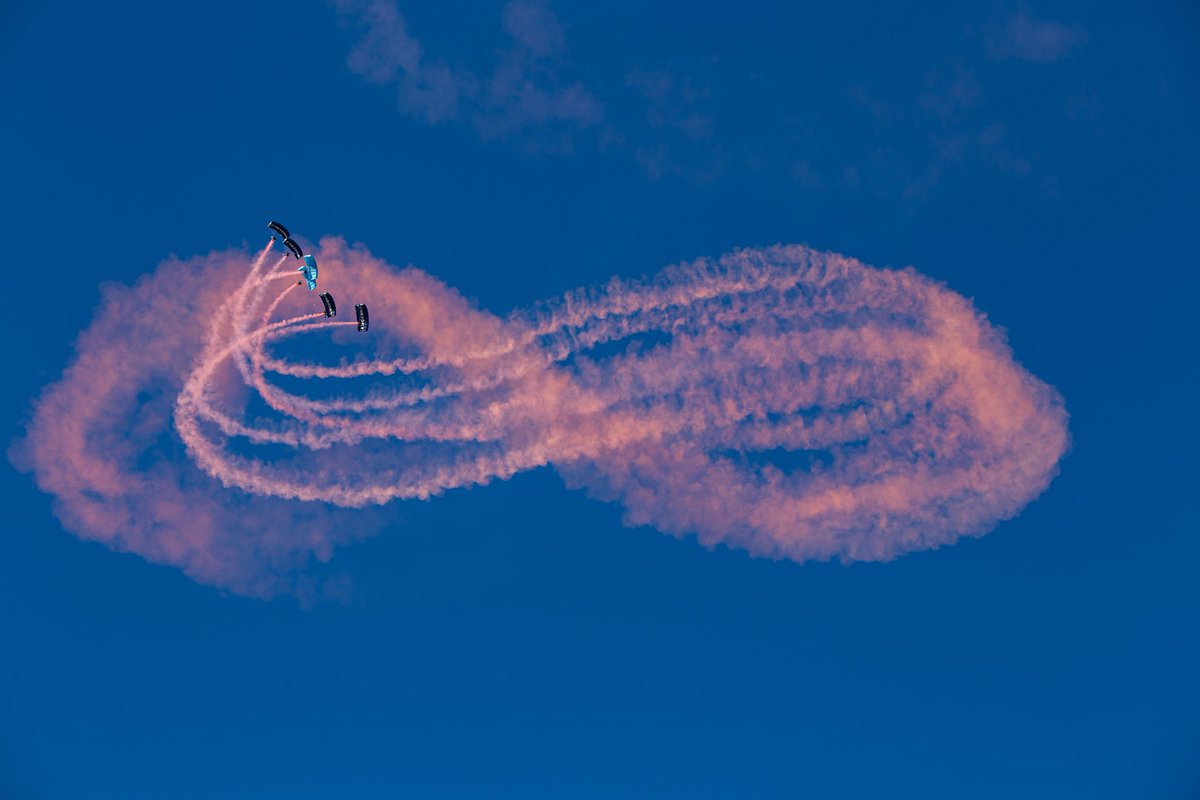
11;239;1069;595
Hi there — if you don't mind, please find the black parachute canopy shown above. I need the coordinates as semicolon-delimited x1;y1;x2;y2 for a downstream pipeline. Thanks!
283;238;303;259
319;292;336;318
355;303;369;332
267;220;290;239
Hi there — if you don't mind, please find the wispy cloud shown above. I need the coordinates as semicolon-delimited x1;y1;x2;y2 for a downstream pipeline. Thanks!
627;69;715;141
977;122;1031;176
501;0;566;58
624;68;725;182
333;2;725;174
338;0;464;123
987;11;1088;63
846;60;1042;202
918;65;981;119
334;0;602;147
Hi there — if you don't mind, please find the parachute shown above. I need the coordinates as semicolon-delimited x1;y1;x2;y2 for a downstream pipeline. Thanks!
298;255;318;291
267;220;290;240
355;303;369;332
283;238;303;260
319;292;336;318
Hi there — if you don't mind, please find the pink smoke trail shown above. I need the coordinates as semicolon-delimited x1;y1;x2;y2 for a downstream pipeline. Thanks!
11;237;1069;596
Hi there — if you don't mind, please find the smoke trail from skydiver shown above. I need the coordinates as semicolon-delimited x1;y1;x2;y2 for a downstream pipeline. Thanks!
13;237;1069;595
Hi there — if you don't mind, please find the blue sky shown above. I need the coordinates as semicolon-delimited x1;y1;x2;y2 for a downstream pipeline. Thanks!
2;1;1198;797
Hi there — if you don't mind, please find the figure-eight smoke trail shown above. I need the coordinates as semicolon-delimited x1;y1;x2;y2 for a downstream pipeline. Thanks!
14;238;1069;595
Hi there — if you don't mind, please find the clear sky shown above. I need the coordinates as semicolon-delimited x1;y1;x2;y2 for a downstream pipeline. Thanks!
2;1;1198;798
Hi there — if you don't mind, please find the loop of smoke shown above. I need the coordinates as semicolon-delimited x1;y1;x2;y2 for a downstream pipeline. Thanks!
12;238;1069;596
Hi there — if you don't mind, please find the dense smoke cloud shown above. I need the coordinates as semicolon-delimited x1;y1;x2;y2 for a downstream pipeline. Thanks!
12;239;1069;596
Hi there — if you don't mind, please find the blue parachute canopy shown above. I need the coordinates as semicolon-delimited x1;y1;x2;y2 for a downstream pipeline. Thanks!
298;254;318;291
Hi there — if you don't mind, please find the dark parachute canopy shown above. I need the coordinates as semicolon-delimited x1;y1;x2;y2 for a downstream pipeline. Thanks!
283;238;303;260
319;292;336;318
267;220;290;239
355;303;369;332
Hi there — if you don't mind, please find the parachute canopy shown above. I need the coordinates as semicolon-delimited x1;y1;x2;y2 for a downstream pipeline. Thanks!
267;220;290;240
298;255;318;291
283;238;303;260
319;292;336;318
355;303;369;332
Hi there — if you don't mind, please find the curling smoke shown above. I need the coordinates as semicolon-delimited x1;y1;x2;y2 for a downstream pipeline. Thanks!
12;238;1069;596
